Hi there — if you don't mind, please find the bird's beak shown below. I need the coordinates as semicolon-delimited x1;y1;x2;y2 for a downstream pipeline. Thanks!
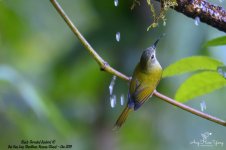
153;38;160;49
152;33;165;49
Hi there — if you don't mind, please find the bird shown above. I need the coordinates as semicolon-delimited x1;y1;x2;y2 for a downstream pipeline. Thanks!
114;38;163;129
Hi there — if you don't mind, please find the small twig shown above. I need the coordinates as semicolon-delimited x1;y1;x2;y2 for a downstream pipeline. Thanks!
49;0;226;127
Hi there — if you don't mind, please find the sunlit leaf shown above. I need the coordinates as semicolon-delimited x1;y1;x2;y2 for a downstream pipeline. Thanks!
204;36;226;47
175;72;226;103
163;56;223;78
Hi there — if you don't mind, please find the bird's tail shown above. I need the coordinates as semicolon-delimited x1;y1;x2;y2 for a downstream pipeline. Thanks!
114;106;132;130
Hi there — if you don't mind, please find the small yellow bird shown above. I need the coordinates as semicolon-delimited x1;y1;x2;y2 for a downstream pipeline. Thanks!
114;38;163;129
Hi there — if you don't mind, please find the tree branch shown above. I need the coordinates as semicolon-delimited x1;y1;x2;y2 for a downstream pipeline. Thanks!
49;0;129;81
156;0;226;32
154;91;226;126
49;0;226;127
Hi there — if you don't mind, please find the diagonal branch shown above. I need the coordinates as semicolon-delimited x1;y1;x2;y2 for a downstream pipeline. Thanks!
156;0;226;32
154;91;226;126
49;0;226;127
49;0;129;81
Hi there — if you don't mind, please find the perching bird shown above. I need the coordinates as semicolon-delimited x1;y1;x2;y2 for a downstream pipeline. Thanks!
114;38;163;129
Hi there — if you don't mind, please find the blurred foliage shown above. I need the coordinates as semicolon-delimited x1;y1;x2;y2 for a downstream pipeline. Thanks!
175;71;226;102
204;36;226;47
163;56;223;77
163;56;226;102
146;0;177;30
0;0;226;150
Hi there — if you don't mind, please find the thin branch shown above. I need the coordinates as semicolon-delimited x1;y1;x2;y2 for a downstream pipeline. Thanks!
49;0;129;81
155;0;226;32
154;91;226;126
49;0;226;127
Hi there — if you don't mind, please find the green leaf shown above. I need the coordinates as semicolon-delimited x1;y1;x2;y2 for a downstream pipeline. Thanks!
204;36;226;47
175;71;226;103
163;56;223;78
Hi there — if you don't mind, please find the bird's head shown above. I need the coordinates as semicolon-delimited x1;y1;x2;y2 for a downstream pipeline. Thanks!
140;38;160;69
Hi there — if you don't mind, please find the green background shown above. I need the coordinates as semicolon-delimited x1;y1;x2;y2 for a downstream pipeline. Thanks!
0;0;226;150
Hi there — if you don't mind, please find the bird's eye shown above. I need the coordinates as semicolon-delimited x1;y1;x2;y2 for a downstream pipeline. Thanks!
151;55;154;59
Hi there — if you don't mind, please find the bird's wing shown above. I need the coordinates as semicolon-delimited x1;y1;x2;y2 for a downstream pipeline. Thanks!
132;85;155;110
